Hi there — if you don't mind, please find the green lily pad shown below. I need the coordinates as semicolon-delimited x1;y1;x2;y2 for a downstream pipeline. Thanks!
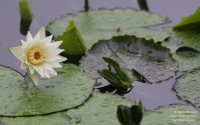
162;27;200;54
141;104;200;125
162;27;200;71
65;92;136;125
1;92;135;125
1;113;71;125
80;35;178;83
46;8;169;49
172;47;200;71
173;69;200;107
0;64;95;116
174;7;200;30
57;21;86;55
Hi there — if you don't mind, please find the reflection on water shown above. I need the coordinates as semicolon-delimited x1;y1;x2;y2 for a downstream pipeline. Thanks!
0;0;200;114
137;0;149;11
20;18;32;35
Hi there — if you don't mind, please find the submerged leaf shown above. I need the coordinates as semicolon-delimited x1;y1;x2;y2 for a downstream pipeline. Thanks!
19;0;32;20
57;21;86;55
47;8;169;49
174;7;200;30
0;64;95;116
173;69;200;107
80;35;178;83
142;104;200;125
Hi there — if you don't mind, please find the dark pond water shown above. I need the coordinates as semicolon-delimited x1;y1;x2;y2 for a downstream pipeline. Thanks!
0;1;200;121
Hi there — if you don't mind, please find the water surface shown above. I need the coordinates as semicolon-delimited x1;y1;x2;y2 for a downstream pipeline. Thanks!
0;0;199;115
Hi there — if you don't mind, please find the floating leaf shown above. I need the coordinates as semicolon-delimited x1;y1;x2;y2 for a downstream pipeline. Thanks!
1;92;135;125
0;64;95;116
174;7;200;30
141;104;200;125
80;35;178;83
65;92;136;125
46;8;169;49
162;27;200;71
57;21;86;55
173;69;200;107
172;47;200;71
19;0;32;20
162;27;200;53
1;113;71;125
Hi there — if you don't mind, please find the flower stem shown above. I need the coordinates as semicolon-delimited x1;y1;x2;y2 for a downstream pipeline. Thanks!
23;73;37;89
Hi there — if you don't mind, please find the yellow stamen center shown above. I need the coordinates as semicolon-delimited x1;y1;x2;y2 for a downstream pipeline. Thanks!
28;48;45;65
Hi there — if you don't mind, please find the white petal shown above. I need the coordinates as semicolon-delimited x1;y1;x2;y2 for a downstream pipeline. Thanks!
37;69;44;77
42;35;52;45
45;41;63;52
45;56;62;62
47;61;62;68
55;55;67;62
21;63;28;69
47;49;64;58
39;63;54;71
44;70;50;78
29;65;34;74
21;40;27;47
33;31;41;45
48;70;57;75
19;55;26;62
32;65;42;72
34;26;46;40
27;69;40;86
9;46;22;60
26;31;33;43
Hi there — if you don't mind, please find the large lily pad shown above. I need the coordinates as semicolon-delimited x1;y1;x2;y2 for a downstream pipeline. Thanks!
65;92;136;125
46;8;169;49
0;64;95;116
173;69;200;107
141;104;200;125
1;113;71;125
80;35;178;83
1;92;135;125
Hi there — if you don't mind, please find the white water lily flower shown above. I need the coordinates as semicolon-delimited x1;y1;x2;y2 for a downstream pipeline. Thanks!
9;26;67;86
